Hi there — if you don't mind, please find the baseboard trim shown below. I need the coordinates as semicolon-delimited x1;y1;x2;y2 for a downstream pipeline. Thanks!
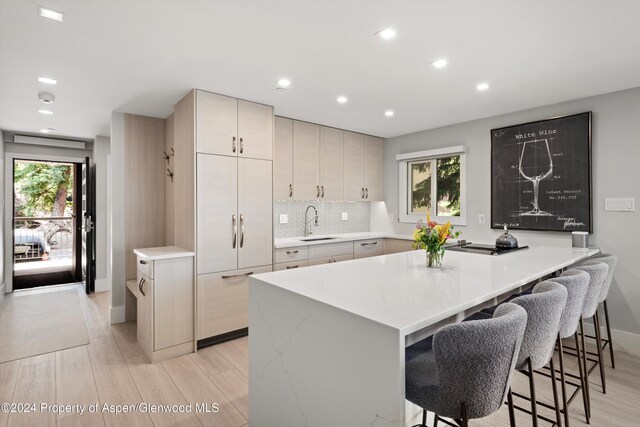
109;304;125;324
582;322;640;358
95;278;111;292
0;282;5;303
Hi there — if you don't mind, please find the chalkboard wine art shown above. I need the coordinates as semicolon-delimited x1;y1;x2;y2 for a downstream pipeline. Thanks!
491;112;592;232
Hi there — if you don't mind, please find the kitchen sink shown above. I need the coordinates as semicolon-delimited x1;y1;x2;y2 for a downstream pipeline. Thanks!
299;237;336;242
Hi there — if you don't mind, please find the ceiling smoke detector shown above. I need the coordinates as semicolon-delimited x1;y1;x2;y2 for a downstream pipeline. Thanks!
38;91;56;104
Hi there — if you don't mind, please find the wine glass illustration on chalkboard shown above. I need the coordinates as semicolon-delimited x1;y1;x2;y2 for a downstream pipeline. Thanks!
518;139;554;216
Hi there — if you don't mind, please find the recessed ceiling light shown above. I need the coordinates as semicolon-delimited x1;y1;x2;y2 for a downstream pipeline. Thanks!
385;110;395;117
432;59;448;69
377;28;397;40
38;6;64;22
38;76;57;85
276;78;291;89
38;109;53;115
476;83;490;91
40;128;55;133
337;96;348;104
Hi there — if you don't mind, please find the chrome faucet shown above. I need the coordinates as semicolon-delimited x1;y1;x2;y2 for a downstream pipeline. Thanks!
304;205;318;237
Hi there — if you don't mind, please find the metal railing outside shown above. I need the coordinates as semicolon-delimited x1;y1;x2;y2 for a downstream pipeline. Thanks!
14;217;74;262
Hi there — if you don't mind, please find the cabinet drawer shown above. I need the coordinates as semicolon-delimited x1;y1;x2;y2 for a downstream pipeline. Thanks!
274;260;309;271
275;246;309;263
384;238;415;255
197;265;271;340
353;239;384;259
308;242;353;259
136;256;153;279
308;253;353;266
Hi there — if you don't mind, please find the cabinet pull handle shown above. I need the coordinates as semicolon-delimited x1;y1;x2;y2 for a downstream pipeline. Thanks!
139;260;148;265
316;185;320;198
289;184;293;198
361;188;365;199
321;185;325;198
239;137;244;154
232;136;237;153
138;277;146;296
365;188;369;199
286;265;299;269
221;271;254;279
232;214;237;249
361;241;378;246
240;214;245;248
286;250;299;254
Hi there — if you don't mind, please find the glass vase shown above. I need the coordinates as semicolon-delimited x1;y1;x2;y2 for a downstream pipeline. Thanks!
426;249;443;268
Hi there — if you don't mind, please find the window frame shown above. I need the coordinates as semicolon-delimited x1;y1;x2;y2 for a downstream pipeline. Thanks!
397;145;467;225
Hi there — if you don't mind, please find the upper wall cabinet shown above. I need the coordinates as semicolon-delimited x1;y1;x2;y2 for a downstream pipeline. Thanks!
292;121;320;200
320;126;344;200
344;132;384;201
196;90;273;160
274;117;294;200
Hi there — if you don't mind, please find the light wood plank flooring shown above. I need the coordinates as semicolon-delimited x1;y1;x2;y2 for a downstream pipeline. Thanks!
1;283;639;426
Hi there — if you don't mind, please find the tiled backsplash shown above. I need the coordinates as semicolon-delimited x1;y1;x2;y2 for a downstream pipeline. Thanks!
274;201;370;238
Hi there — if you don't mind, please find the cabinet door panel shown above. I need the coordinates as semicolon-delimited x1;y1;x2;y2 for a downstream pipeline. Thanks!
354;239;385;259
320;126;344;200
238;100;273;160
197;154;238;274
238;158;273;269
136;272;153;358
154;257;194;351
343;131;365;201
364;136;384;201
197;266;272;340
274;117;294;200
293;121;320;200
196;91;238;155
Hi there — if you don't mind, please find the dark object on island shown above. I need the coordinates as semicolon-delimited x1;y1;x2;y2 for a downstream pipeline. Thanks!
496;225;518;249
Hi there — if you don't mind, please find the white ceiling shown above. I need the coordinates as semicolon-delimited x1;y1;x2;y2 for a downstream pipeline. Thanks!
1;0;640;140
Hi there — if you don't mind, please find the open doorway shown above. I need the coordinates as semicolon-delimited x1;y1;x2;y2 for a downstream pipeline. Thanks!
12;159;82;289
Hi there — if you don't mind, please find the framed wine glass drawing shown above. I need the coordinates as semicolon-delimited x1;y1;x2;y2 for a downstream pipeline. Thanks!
491;112;592;232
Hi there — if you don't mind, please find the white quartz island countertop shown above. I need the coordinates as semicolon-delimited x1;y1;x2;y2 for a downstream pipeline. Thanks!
133;246;195;260
274;231;413;249
249;245;599;427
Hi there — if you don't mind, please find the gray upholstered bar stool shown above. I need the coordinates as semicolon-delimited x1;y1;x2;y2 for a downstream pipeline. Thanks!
572;260;609;402
503;281;567;427
589;253;618;369
405;303;527;427
543;269;591;427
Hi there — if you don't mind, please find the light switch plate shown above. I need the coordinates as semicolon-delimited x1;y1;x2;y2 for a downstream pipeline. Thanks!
341;212;349;221
604;198;636;212
478;213;486;224
279;214;288;224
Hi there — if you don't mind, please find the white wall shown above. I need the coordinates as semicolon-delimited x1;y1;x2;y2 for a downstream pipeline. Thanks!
93;135;111;291
374;87;640;338
109;113;126;323
0;129;4;298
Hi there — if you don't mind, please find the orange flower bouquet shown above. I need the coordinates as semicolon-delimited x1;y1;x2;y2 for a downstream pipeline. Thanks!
413;214;461;268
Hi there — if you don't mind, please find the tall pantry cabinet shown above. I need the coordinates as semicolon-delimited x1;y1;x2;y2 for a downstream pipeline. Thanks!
173;89;273;345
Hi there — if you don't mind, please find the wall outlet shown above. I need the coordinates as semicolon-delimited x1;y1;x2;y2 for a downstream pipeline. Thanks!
279;214;288;224
605;197;635;212
341;212;349;221
478;213;486;224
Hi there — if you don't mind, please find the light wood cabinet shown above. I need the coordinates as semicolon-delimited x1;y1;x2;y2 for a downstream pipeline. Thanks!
293;121;320;200
196;90;273;160
320;126;344;200
364;136;384;201
343;131;366;201
197;154;238;274
274;260;309;271
274;117;294;200
307;253;353;266
197;154;272;275
384;239;415;255
134;252;194;363
353;239;384;259
197;265;272;340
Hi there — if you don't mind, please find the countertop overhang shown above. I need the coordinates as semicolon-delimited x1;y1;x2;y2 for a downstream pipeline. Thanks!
133;246;195;260
274;231;414;249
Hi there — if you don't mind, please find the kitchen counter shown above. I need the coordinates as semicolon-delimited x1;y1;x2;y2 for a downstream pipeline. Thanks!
133;246;195;260
249;246;598;426
274;231;414;249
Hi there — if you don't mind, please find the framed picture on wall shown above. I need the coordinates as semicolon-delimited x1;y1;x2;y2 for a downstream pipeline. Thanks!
491;112;592;232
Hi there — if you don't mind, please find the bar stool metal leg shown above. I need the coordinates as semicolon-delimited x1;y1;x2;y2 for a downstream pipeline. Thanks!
549;352;563;427
575;331;590;422
579;318;591;414
527;359;539;427
557;336;570;427
594;311;607;393
508;388;516;427
603;300;616;369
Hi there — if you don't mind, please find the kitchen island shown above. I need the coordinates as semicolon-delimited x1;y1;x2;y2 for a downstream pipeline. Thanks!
249;246;598;426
